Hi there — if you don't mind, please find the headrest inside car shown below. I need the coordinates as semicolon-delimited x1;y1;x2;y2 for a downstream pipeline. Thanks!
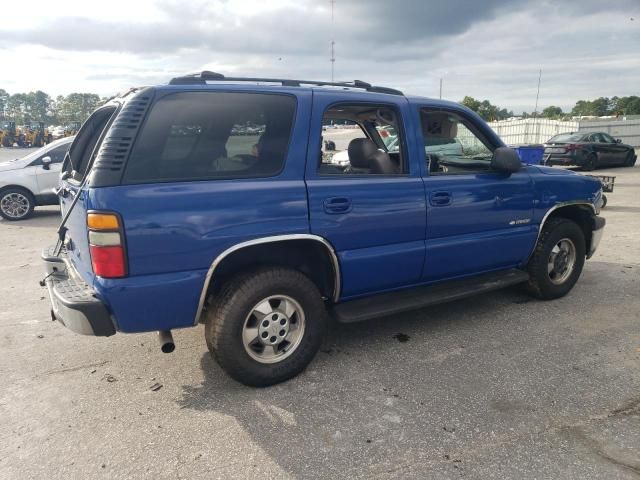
347;138;379;169
422;113;458;139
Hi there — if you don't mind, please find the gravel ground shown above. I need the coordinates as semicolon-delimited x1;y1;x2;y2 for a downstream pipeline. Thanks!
0;146;639;479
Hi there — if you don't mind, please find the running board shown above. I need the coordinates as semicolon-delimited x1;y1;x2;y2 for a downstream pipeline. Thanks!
332;269;529;324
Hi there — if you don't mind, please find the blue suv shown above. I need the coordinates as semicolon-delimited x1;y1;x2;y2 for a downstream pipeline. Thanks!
42;72;605;386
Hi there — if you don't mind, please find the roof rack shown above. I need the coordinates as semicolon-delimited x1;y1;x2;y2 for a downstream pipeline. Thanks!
168;71;403;96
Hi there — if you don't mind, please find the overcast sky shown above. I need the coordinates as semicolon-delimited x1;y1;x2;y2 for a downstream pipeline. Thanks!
1;0;638;112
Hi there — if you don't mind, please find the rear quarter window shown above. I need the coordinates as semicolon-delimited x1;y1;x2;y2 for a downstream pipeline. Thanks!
123;92;296;183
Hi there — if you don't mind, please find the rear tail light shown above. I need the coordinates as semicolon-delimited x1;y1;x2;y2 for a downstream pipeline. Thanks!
87;212;127;278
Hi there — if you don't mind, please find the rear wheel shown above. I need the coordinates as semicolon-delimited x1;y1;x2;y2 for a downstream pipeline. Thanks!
205;267;327;387
582;153;597;171
525;218;586;300
0;188;35;221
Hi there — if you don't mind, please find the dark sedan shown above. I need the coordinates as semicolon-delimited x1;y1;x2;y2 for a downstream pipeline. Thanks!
543;131;636;171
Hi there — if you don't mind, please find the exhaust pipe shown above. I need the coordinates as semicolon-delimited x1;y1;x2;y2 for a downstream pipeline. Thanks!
158;330;175;353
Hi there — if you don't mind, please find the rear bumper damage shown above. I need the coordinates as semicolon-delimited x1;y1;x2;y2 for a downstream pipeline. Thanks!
41;246;116;336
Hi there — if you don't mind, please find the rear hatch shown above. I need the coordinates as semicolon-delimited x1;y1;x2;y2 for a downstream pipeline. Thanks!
57;105;119;283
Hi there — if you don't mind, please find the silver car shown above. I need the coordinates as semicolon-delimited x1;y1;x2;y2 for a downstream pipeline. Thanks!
0;136;73;221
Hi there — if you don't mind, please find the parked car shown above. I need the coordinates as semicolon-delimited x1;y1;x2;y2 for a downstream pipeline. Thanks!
42;73;605;387
0;136;73;221
544;132;636;170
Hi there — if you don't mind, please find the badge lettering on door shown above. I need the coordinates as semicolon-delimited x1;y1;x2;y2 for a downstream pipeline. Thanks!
509;219;531;225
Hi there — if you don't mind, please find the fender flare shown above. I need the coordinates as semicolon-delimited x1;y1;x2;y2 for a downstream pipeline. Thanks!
194;234;341;325
528;201;597;260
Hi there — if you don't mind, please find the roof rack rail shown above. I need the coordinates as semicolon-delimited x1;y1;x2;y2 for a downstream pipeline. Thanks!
168;71;404;96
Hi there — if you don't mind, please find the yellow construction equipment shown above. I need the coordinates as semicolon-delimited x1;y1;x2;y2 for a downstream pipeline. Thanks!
23;122;52;147
0;121;17;147
64;122;81;137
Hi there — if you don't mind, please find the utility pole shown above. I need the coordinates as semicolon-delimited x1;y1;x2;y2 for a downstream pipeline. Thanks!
330;0;336;82
439;78;443;99
533;68;542;118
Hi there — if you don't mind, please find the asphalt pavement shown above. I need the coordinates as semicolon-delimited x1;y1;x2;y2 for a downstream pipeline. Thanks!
0;146;638;479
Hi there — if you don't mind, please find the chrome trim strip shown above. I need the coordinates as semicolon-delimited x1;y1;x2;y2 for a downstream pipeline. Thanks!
194;234;342;325
527;201;597;260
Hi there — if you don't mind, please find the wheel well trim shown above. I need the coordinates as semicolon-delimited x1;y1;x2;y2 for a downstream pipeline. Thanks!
528;201;597;260
0;184;35;197
194;234;341;325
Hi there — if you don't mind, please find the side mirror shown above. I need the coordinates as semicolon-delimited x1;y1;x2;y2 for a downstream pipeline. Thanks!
41;156;52;170
491;147;521;174
615;138;621;143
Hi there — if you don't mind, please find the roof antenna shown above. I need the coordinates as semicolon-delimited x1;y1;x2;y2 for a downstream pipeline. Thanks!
330;0;336;82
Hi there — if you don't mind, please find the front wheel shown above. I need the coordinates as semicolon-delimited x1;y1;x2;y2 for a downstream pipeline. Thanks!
525;218;586;300
205;267;328;387
625;151;636;167
0;188;35;221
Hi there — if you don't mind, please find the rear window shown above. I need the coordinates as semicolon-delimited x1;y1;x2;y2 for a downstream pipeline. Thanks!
123;92;296;183
548;133;584;143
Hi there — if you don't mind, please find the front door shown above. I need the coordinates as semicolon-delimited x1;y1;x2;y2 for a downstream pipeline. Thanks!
34;142;68;198
599;132;628;165
418;107;537;281
305;92;427;300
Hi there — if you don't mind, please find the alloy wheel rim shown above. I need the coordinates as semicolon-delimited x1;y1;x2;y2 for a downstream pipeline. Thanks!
547;238;576;285
242;295;306;364
1;193;30;219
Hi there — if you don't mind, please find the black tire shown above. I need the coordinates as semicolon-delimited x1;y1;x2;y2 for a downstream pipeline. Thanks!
525;218;586;300
600;195;607;209
625;151;636;167
205;267;328;387
582;153;597;171
0;187;35;221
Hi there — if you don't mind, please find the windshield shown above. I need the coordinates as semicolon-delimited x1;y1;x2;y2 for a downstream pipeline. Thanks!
375;125;400;152
548;133;584;143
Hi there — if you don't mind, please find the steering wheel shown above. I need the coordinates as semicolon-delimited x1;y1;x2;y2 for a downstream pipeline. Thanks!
427;154;448;173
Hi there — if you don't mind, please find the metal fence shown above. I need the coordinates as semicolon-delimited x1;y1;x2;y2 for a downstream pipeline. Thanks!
486;119;578;145
578;119;640;147
484;118;640;147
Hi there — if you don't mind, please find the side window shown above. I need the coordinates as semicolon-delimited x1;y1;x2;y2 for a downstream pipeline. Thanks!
601;133;615;143
592;133;605;143
65;106;117;181
48;144;70;163
317;104;406;176
420;109;494;174
123;92;295;183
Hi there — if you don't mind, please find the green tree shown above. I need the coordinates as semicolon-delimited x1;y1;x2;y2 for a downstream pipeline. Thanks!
571;100;594;117
461;96;481;112
24;90;53;123
541;106;563;119
460;96;513;121
6;93;27;123
0;89;9;118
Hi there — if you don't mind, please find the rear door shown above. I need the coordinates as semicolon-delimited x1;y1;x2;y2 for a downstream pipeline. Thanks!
58;107;118;281
589;133;613;164
305;91;426;299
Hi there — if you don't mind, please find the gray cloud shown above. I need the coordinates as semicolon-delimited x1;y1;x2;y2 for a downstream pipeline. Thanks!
0;0;638;110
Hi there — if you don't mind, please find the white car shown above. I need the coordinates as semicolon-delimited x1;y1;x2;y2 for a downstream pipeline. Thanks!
0;136;74;221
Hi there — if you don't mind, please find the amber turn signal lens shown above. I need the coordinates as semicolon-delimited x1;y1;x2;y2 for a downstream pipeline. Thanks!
87;213;119;230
